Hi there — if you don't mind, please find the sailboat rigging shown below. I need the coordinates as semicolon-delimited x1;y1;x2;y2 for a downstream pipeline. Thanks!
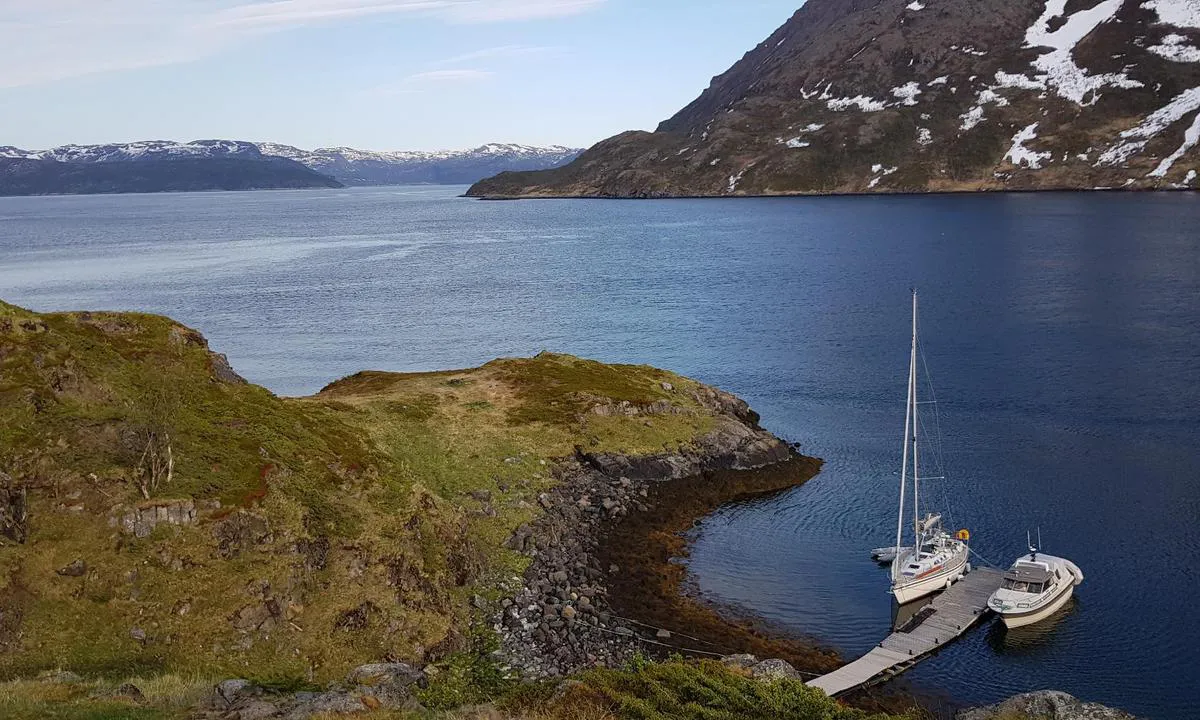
888;291;971;605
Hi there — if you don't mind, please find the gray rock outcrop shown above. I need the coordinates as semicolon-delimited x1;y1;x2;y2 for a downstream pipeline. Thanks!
958;691;1139;720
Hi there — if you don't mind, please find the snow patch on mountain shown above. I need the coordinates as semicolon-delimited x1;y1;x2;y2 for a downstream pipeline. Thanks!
1024;0;1143;105
960;105;987;130
892;82;923;105
1005;123;1053;168
727;168;748;192
1148;33;1200;61
1098;86;1200;164
1149;110;1200;175
0;147;37;159
1143;0;1200;28
868;164;898;188
827;95;888;111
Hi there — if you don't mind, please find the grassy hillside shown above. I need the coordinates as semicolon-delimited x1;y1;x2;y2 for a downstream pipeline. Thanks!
0;658;916;720
0;300;726;687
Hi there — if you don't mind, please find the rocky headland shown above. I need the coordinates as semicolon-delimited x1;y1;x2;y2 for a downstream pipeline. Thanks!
490;388;834;680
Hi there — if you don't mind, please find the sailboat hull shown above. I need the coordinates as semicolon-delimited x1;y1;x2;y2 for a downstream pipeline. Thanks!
891;551;969;605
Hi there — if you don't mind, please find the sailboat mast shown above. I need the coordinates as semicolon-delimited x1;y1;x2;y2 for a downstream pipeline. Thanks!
911;291;921;543
895;291;918;556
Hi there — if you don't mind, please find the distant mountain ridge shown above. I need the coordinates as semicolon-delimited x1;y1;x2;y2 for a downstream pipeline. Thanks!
257;142;582;185
468;0;1200;198
0;141;341;197
0;140;583;195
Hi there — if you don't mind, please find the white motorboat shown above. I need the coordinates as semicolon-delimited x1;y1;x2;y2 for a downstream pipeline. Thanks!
988;540;1084;628
888;291;971;606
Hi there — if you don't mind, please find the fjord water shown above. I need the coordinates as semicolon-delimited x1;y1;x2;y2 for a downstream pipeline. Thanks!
2;187;1198;717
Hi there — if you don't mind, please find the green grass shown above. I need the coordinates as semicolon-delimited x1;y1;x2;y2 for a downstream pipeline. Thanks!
0;659;921;720
0;675;209;720
0;302;730;698
499;659;914;720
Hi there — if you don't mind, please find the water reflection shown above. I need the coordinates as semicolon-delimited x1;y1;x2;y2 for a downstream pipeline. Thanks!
986;597;1079;654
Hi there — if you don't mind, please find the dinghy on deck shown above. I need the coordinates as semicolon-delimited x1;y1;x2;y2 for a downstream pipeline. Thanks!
872;546;909;564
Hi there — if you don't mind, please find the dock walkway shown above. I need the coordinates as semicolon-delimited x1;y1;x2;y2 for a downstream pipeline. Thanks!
807;567;1002;696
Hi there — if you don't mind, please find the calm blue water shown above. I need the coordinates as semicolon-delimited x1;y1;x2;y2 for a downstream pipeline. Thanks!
2;186;1198;717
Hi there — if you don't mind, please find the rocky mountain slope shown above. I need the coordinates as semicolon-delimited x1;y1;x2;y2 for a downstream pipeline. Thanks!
468;0;1200;198
258;142;581;185
0;141;581;195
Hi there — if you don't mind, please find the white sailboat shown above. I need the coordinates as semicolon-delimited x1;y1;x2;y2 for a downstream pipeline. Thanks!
889;291;971;606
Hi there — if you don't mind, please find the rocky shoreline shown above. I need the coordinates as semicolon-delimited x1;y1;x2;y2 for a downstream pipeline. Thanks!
490;384;835;679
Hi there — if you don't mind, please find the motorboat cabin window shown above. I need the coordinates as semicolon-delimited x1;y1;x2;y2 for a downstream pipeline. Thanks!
1001;578;1027;592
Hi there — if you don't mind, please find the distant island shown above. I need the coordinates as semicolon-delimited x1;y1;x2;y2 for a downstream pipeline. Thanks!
468;0;1200;198
0;141;581;196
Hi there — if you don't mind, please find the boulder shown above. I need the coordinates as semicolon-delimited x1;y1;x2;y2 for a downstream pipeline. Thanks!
286;691;365;719
55;559;87;577
234;700;281;719
113;683;145;703
117;499;196;538
214;679;254;708
345;662;426;691
957;691;1139;720
749;658;801;681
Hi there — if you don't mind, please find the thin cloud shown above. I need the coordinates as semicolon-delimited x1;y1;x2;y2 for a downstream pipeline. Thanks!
406;69;496;82
373;68;495;95
0;0;604;89
214;0;603;30
433;44;563;66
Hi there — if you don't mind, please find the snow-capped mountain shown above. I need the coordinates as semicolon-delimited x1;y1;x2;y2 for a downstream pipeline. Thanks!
256;142;582;185
0;140;265;164
0;141;582;188
0;140;583;194
469;0;1200;197
0;141;341;196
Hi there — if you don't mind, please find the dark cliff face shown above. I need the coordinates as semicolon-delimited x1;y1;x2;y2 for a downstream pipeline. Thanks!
468;0;1200;198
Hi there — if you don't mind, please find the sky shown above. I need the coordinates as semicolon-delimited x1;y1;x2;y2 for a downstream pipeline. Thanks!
1;0;802;152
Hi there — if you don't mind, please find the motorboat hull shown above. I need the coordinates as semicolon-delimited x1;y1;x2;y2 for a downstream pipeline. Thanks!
891;552;968;605
998;583;1074;628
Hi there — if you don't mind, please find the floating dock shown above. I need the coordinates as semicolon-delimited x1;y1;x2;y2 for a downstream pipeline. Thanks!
807;567;1003;696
